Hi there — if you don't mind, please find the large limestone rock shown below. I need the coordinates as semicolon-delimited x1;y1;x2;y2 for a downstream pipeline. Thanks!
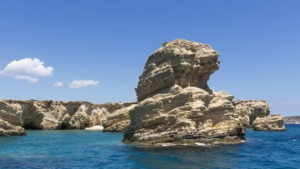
0;99;136;130
0;119;26;136
136;39;220;101
234;100;270;127
124;39;245;145
124;86;245;144
103;104;137;132
253;114;287;131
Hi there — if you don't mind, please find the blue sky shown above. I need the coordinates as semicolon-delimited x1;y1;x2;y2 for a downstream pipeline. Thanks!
0;1;299;116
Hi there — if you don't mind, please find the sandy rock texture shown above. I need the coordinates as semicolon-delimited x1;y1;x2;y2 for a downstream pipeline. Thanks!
253;114;287;131
233;100;270;127
136;39;220;101
124;39;246;145
0;99;136;131
0;119;26;136
103;104;137;132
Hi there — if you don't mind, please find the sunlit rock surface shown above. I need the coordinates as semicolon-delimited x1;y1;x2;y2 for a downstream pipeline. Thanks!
253;114;287;131
233;100;270;127
124;39;245;145
0;119;26;136
0;99;135;131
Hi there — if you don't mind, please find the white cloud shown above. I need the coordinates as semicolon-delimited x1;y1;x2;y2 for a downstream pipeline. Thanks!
69;80;98;88
0;58;54;83
54;81;63;87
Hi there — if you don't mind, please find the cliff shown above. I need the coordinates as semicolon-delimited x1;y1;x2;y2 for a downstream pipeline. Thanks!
0;99;136;131
0;119;26;136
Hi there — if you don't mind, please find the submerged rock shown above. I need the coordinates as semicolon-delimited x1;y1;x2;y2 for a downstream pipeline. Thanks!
0;119;26;136
253;114;287;131
124;39;245;145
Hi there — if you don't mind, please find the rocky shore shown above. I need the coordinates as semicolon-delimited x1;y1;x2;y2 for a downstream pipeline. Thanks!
123;39;286;145
284;116;300;124
0;119;26;136
0;39;286;141
0;99;136;135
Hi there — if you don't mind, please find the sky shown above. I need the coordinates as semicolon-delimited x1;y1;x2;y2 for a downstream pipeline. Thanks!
0;0;299;116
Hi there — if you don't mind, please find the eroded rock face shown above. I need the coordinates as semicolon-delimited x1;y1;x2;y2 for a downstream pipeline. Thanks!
136;39;220;101
124;39;245;145
234;100;270;127
124;86;245;144
253;114;287;131
0;119;26;136
0;99;136;130
103;104;137;132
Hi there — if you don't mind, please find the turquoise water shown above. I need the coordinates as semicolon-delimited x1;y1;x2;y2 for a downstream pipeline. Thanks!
0;125;299;169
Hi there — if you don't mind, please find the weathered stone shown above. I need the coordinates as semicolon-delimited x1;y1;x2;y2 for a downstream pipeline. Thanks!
124;39;245;145
0;119;26;136
136;39;220;101
103;104;137;132
124;86;245;145
234;100;270;127
253;114;287;131
0;99;136;130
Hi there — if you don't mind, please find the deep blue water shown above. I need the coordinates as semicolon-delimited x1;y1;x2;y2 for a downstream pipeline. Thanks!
0;125;299;169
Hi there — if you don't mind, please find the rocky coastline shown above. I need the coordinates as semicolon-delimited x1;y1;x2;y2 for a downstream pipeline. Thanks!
284;116;300;124
0;39;286;145
123;39;286;146
0;99;136;133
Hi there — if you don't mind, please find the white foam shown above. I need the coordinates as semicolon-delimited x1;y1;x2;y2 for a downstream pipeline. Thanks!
195;142;206;146
293;139;297;141
162;143;176;147
85;125;104;131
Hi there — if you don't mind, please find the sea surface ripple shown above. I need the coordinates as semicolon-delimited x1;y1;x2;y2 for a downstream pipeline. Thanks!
0;125;299;169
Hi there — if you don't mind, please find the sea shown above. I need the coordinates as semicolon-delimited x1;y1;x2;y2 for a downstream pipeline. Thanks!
0;124;299;169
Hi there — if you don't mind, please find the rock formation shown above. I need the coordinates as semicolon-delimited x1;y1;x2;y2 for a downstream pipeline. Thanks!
123;39;246;145
253;114;287;131
103;104;137;132
0;119;26;136
234;100;270;127
136;39;219;101
0;99;136;131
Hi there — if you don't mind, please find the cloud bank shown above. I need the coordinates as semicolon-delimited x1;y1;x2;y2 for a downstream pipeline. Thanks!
0;58;54;82
69;80;98;88
54;81;63;87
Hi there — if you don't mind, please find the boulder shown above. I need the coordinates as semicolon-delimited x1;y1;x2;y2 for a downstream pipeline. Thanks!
253;114;287;131
0;119;26;136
